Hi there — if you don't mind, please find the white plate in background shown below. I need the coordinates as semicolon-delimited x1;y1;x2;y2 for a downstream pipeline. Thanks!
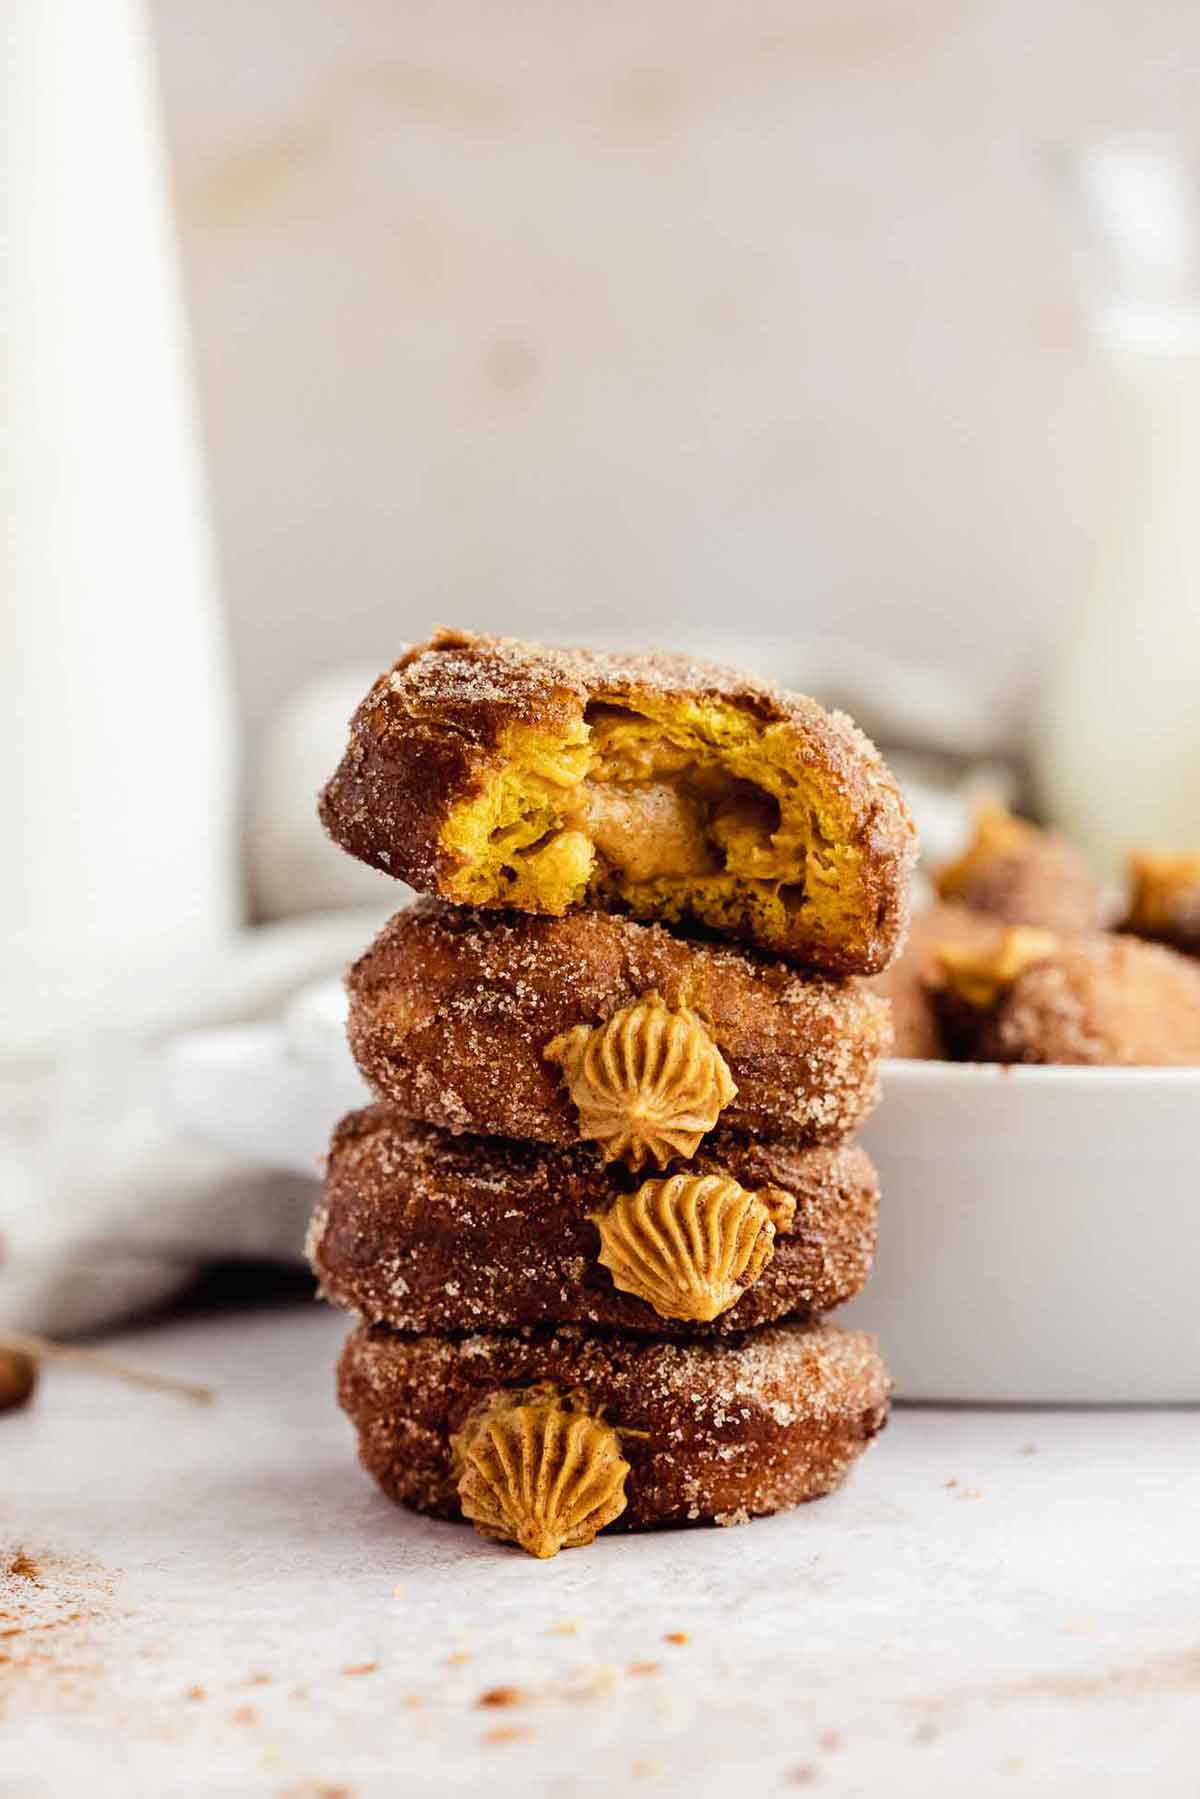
164;980;368;1181
164;986;1200;1403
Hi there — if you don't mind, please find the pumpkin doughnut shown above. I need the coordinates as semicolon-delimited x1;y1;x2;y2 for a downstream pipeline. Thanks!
934;799;1102;935
319;628;917;974
930;930;1200;1065
347;901;891;1156
337;1318;890;1548
1121;850;1200;958
310;1109;879;1337
868;898;1005;1059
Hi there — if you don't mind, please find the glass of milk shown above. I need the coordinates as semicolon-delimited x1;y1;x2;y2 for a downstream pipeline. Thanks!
1;0;237;1060
1038;146;1200;873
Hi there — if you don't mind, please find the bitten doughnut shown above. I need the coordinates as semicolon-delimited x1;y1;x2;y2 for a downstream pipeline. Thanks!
310;1110;879;1336
931;929;1200;1065
934;799;1102;935
337;1319;890;1548
1121;850;1200;958
320;628;917;974
347;902;891;1155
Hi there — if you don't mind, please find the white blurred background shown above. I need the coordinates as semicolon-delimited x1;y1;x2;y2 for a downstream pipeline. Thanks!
153;0;1193;768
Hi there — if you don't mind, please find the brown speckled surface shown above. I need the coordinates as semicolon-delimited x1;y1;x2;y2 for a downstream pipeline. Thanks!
960;933;1200;1066
935;818;1102;936
868;899;1004;1059
310;1109;879;1336
348;901;891;1146
337;1318;891;1530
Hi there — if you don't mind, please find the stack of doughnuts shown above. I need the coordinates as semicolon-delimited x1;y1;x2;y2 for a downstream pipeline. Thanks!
311;629;917;1558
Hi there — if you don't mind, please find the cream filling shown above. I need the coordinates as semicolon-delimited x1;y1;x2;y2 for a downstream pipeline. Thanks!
567;782;719;883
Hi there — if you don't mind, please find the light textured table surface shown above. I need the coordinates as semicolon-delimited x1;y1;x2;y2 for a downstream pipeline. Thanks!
3;1306;1198;1798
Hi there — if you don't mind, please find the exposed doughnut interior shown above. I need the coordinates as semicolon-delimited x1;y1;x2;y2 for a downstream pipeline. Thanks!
438;694;874;964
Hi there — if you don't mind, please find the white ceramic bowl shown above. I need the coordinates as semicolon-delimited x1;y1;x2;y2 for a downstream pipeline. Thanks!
164;989;1200;1404
841;1059;1200;1403
163;980;368;1181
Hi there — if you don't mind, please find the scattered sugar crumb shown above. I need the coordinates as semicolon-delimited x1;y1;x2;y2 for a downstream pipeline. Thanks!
478;1685;531;1708
341;1662;379;1677
483;1725;535;1746
664;1632;688;1646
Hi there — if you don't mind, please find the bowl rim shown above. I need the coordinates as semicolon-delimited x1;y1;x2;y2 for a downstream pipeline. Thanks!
883;1056;1200;1087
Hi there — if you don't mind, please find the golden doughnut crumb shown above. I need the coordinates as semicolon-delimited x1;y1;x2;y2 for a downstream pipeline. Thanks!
544;992;736;1170
319;630;918;974
936;927;1058;1010
590;1174;792;1324
451;1386;630;1560
441;697;885;963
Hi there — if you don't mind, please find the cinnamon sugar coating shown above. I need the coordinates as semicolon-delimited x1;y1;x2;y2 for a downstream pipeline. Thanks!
934;800;1102;935
931;932;1200;1066
337;1319;891;1530
310;1109;879;1336
319;629;916;974
348;902;890;1146
868;900;1003;1059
